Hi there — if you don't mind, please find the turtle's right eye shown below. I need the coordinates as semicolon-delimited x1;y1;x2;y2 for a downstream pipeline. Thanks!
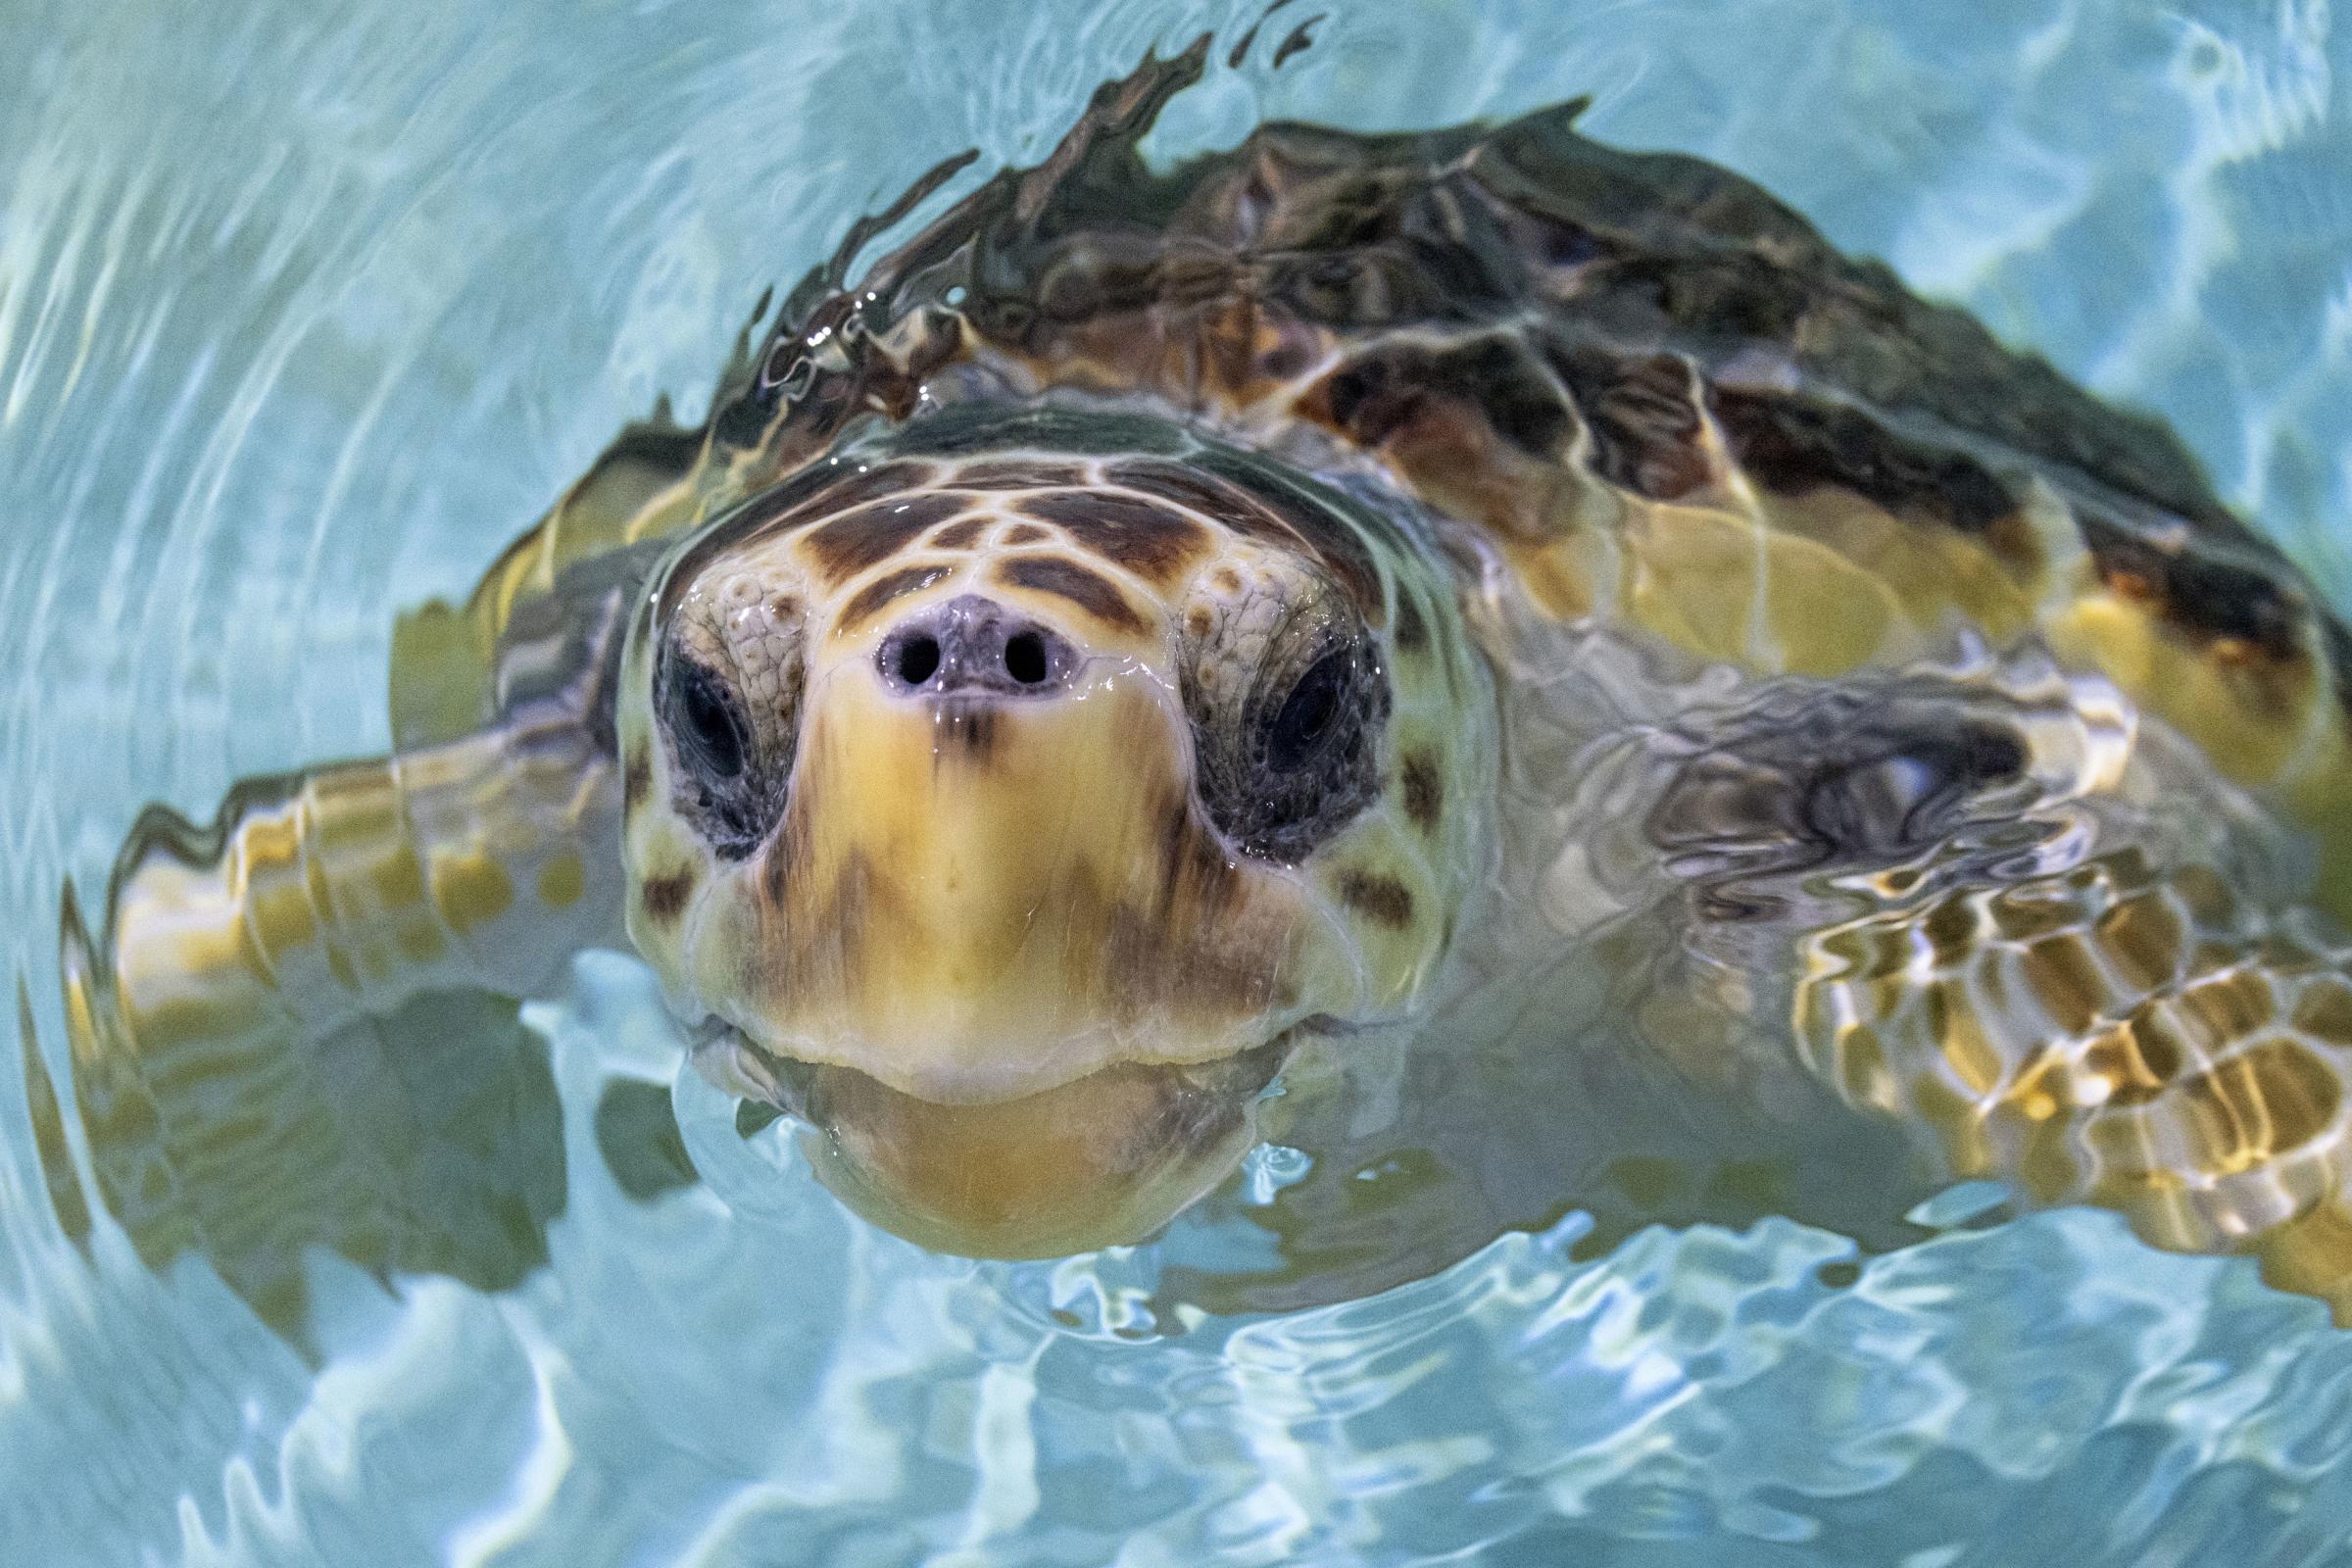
657;645;788;858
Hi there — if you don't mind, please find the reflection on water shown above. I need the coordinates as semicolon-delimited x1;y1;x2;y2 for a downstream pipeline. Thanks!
8;0;2352;1563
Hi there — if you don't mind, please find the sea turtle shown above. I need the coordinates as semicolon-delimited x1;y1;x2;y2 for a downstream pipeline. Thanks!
39;38;2352;1334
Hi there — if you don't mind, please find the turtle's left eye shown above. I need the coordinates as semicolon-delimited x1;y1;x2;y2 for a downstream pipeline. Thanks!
675;661;750;781
1187;610;1389;864
1264;651;1353;774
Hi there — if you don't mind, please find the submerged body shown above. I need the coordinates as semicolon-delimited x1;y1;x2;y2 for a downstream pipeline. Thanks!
40;43;2352;1332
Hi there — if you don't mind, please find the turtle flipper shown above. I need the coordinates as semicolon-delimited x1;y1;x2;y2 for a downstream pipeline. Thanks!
53;557;641;1340
1643;658;2352;1319
391;411;710;752
1794;840;2352;1321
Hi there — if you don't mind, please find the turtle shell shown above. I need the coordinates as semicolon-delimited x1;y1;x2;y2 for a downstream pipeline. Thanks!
474;38;2352;912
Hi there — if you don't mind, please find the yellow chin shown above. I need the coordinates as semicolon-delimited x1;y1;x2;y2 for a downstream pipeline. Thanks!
777;1040;1286;1257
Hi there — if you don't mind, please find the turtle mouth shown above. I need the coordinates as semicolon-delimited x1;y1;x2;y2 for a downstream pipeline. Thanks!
691;1024;1294;1257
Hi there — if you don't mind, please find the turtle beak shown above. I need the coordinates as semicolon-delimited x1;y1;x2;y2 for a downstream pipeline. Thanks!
767;1039;1287;1257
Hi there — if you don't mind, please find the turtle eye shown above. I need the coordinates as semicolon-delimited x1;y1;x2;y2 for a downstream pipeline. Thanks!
657;644;788;858
675;661;749;781
1187;620;1389;864
1264;651;1351;773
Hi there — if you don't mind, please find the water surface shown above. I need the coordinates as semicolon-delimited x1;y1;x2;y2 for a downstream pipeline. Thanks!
6;1;2352;1562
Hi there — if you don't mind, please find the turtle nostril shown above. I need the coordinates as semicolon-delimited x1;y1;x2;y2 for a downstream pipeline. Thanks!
879;598;1070;695
897;634;942;686
1004;631;1049;686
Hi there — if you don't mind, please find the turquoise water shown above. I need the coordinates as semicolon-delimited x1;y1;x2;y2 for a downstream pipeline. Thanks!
7;0;2352;1562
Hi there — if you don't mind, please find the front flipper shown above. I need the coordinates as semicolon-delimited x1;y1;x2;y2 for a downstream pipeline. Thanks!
1656;658;2352;1320
53;563;639;1341
1796;835;2352;1319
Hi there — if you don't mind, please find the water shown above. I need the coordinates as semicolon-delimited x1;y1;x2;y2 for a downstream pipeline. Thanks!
7;0;2352;1562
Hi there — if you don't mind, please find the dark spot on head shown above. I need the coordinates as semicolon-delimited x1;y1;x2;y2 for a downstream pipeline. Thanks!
1708;386;2016;535
767;847;873;998
1186;606;1213;639
1399;750;1443;833
761;814;801;909
996;555;1148;633
1018;491;1211;583
1392;591;1429;654
1005;523;1051;546
800;492;965;585
622;743;652;813
1212;566;1243;594
953;459;1089;490
640;865;697;928
835;563;956;636
929;515;990;551
1337;869;1415;929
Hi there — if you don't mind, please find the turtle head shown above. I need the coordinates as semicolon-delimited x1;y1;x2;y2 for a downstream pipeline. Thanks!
616;413;1488;1256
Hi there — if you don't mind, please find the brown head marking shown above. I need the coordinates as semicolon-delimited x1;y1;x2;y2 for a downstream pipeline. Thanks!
996;555;1149;633
802;493;966;585
623;743;653;813
930;515;991;551
1393;591;1429;654
939;703;1001;761
1337;869;1415;929
1106;459;1289;528
1017;490;1212;584
624;391;1480;1264
836;563;959;637
1111;456;1382;616
1399;750;1443;833
640;865;697;928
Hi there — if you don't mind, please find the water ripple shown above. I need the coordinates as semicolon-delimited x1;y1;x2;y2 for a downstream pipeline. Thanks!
6;1;2352;1563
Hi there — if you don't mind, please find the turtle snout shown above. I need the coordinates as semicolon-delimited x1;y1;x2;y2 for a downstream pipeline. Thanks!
875;593;1078;698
